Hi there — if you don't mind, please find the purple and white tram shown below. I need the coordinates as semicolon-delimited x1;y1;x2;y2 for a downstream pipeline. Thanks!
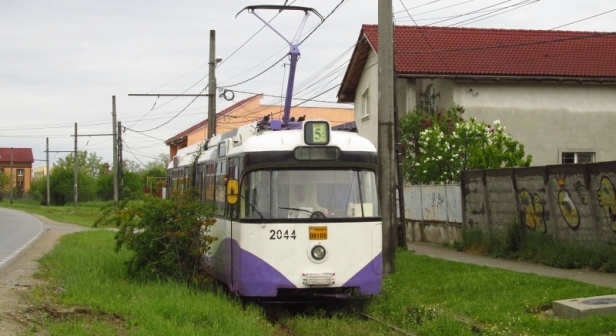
167;5;381;298
167;120;381;298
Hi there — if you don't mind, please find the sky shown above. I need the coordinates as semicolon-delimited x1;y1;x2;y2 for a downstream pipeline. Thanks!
1;0;615;169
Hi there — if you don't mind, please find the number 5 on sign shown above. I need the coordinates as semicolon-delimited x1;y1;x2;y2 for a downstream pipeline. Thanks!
312;124;326;142
304;121;330;145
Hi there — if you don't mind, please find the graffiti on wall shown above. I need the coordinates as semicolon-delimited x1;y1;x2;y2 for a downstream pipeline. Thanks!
573;181;588;205
556;175;580;230
597;176;616;233
519;189;547;233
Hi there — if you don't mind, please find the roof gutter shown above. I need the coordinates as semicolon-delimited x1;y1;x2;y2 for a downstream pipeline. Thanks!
397;73;616;84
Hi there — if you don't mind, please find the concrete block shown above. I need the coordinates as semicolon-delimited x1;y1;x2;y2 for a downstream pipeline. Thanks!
553;295;616;319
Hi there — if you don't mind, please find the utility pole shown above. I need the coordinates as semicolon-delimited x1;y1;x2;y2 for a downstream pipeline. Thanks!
112;96;119;202
378;0;397;275
118;121;123;200
74;123;78;207
208;30;217;139
46;138;50;207
9;147;13;204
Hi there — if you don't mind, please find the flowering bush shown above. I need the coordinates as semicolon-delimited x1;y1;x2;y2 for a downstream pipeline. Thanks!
400;105;531;184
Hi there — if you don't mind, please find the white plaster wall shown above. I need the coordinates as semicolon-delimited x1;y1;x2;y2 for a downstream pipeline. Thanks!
354;59;616;167
355;50;379;148
451;82;616;166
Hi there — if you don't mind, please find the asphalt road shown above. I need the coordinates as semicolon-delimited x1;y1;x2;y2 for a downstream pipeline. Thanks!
0;207;44;271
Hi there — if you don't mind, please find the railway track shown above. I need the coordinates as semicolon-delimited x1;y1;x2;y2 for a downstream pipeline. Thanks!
255;299;415;336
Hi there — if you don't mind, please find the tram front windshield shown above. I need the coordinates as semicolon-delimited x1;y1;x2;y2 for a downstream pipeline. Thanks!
241;169;379;219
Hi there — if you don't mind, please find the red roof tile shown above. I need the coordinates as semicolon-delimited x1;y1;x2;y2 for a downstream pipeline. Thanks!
0;148;34;164
363;25;616;77
165;94;263;144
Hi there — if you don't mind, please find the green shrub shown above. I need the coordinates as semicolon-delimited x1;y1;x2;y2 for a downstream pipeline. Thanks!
95;190;217;284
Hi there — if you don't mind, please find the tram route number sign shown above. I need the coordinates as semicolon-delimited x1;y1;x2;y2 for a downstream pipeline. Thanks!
304;121;330;145
309;226;327;240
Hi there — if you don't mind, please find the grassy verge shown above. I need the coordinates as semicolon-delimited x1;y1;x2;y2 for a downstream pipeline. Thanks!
29;230;616;335
366;250;616;336
0;199;109;227
31;230;274;335
7;205;616;335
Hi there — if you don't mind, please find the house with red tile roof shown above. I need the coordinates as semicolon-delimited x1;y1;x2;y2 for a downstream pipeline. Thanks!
165;94;354;159
0;147;34;193
338;25;616;166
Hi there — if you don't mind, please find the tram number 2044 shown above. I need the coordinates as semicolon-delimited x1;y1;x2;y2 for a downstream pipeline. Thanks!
269;229;297;240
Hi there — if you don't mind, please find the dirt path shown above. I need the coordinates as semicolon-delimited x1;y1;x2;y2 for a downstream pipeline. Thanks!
0;215;88;336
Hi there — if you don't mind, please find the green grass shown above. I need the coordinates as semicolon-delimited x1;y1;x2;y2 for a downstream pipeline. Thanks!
367;249;616;336
0;199;108;227
8;205;616;335
33;230;274;335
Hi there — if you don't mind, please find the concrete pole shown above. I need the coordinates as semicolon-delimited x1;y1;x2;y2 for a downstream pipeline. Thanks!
207;30;216;139
112;96;118;202
118;121;123;200
74;123;78;208
46;138;50;207
9;147;13;204
378;0;397;275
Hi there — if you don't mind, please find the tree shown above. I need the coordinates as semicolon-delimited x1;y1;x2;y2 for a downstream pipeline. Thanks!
122;159;142;173
97;170;144;201
400;105;532;184
143;153;170;171
30;150;106;205
55;150;106;178
0;172;9;201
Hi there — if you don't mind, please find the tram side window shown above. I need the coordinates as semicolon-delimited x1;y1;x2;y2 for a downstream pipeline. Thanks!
205;164;215;204
215;161;226;216
241;170;272;219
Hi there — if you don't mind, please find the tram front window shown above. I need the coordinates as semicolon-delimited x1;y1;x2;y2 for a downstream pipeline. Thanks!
241;169;379;219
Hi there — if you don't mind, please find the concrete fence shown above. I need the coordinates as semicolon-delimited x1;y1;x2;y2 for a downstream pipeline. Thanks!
402;183;463;244
461;161;616;247
402;161;616;248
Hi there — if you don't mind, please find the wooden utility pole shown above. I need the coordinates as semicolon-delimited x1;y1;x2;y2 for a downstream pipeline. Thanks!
208;30;217;139
378;0;397;275
74;123;78;207
112;96;119;202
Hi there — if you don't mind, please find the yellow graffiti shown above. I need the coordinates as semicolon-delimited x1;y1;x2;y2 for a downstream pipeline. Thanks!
597;176;616;233
519;189;547;233
558;189;580;230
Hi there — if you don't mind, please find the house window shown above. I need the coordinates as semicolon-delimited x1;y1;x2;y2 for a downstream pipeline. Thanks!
562;152;594;164
17;169;24;176
361;88;370;119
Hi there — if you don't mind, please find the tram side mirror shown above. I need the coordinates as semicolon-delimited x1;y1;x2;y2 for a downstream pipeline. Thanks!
226;179;239;205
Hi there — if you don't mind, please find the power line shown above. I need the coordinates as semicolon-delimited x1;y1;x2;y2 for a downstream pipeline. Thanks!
298;0;349;45
550;8;616;30
448;0;540;27
132;87;206;133
220;55;287;88
394;0;476;18
393;0;444;14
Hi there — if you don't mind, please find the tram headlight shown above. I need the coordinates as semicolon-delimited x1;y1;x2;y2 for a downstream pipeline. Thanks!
311;245;327;260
